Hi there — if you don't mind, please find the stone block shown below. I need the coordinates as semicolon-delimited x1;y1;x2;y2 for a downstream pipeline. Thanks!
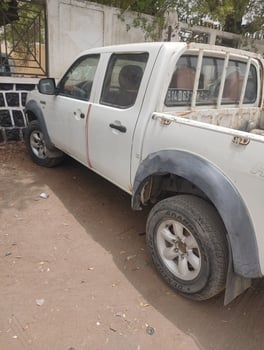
6;92;19;107
13;110;25;127
16;84;35;91
0;83;13;91
0;128;5;143
0;93;5;107
0;110;12;127
6;128;21;141
22;92;27;106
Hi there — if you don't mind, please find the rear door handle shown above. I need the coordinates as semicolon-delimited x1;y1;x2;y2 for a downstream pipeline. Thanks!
109;123;127;133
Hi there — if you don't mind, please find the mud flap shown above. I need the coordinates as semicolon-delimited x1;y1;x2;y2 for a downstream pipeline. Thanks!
46;148;64;158
224;239;251;305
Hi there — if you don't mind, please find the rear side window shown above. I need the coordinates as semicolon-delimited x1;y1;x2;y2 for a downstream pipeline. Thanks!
100;52;149;109
165;54;258;107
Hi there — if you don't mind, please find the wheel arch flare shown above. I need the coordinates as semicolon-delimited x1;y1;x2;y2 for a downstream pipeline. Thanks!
132;149;261;279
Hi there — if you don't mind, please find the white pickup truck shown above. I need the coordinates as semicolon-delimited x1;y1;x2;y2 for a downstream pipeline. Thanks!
25;42;264;304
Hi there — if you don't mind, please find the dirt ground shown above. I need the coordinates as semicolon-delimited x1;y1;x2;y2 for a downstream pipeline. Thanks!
1;142;264;350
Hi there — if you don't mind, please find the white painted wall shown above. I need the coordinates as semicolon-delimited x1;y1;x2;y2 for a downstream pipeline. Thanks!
46;1;264;79
46;0;149;78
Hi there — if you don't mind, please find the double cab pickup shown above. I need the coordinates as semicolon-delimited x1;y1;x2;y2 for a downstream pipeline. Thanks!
25;42;264;303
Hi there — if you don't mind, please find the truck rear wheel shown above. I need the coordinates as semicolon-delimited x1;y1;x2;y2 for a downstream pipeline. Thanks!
146;195;228;300
25;120;64;167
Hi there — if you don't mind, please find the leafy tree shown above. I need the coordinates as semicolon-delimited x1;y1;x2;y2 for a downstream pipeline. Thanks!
190;0;264;34
90;0;264;35
0;0;19;26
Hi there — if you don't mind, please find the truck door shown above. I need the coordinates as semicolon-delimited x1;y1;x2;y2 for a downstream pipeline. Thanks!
87;52;150;191
45;54;100;165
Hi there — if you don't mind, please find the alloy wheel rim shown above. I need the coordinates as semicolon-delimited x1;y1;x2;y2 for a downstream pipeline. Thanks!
30;130;47;159
156;220;201;281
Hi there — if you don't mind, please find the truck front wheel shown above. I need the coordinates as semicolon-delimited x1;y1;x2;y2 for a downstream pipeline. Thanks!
146;195;228;300
25;120;64;167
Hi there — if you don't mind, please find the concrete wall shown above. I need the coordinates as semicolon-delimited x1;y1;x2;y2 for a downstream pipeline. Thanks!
46;0;150;78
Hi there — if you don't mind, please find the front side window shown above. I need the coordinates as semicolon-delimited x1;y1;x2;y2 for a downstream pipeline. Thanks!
58;54;100;100
100;52;149;109
165;54;258;107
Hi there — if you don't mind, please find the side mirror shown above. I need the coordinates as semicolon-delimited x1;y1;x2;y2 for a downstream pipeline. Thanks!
38;78;57;95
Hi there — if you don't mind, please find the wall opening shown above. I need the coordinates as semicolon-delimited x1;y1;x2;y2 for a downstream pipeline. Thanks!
0;0;47;77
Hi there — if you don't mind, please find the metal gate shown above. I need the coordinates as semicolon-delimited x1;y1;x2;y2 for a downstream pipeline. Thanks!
0;0;47;77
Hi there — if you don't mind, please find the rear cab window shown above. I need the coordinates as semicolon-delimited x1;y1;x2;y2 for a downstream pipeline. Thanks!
165;52;258;109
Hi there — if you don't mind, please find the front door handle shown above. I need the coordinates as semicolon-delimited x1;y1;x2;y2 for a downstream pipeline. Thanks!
73;110;85;120
109;123;127;133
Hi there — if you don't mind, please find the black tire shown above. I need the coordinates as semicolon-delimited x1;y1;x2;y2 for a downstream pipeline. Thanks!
25;120;64;167
146;195;228;301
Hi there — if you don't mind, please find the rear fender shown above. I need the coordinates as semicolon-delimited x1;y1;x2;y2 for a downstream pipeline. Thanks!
132;150;261;279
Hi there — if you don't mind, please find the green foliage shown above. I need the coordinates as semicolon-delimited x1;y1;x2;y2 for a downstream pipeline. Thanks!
0;0;10;11
243;0;264;33
191;0;263;33
118;1;167;40
89;0;264;35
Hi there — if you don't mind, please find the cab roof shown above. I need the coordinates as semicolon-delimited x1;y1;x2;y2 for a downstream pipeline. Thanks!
78;41;262;61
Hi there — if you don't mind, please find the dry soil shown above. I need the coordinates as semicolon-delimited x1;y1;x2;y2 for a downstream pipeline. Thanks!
1;142;264;350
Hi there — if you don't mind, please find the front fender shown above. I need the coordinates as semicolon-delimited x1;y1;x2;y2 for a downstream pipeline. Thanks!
25;99;55;151
132;150;261;279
